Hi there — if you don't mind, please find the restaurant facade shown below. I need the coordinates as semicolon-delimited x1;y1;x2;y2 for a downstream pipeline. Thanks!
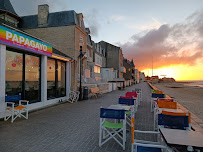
0;24;72;118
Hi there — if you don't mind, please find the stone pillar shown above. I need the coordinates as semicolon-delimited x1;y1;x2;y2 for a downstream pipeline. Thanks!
0;44;6;116
41;56;47;105
66;61;71;99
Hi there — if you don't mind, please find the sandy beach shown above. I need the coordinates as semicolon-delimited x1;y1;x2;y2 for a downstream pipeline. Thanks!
153;82;203;121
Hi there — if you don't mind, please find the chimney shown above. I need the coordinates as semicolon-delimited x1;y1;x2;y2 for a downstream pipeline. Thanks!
38;4;49;27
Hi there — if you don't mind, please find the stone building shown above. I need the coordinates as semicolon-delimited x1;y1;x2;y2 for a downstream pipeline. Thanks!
0;0;20;28
123;58;132;80
123;58;132;86
99;41;125;78
92;42;106;82
85;28;94;82
0;0;72;118
123;58;136;86
19;4;88;90
131;59;136;83
135;69;140;83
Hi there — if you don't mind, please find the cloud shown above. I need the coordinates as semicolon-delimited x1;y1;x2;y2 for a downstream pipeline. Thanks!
127;17;163;31
84;9;100;37
107;15;125;24
10;0;68;16
11;0;99;37
121;10;203;71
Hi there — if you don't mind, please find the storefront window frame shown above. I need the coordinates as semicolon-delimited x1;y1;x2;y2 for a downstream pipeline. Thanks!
6;47;41;104
47;57;66;100
57;60;66;97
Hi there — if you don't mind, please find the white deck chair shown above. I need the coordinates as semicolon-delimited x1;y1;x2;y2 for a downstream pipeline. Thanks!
131;116;172;152
4;94;29;123
99;108;126;150
67;91;80;103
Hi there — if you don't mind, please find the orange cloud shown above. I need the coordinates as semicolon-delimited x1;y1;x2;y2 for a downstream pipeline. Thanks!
121;10;203;74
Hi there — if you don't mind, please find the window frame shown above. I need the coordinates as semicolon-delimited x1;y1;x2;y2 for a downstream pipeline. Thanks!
47;58;66;100
6;47;41;104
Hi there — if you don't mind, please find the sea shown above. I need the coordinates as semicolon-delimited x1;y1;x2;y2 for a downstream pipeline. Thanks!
178;81;203;88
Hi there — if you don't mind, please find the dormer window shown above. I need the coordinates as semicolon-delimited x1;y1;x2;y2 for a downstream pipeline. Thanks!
0;14;19;27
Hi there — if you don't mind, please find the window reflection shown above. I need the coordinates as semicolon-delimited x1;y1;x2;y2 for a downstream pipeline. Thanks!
6;51;23;95
58;61;66;97
5;50;41;103
47;59;56;99
25;55;40;102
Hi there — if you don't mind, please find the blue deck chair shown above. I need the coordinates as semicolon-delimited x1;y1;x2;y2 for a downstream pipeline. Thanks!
151;93;165;112
152;93;165;98
158;114;189;130
119;98;135;105
4;94;29;123
119;98;135;127
99;108;126;150
132;142;171;152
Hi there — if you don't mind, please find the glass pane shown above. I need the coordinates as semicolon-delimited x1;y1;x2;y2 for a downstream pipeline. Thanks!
97;67;100;73
6;50;23;95
94;66;97;73
25;55;40;102
57;61;66;97
47;59;56;99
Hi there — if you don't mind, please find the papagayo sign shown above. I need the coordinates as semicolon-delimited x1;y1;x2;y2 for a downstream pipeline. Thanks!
0;25;52;56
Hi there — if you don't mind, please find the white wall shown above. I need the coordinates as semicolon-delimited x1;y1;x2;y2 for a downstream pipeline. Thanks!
41;56;47;105
0;46;72;119
0;44;6;117
101;68;113;82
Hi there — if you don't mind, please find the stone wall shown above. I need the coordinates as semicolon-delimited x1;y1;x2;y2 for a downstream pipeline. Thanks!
24;26;75;58
83;82;117;98
100;41;119;71
24;25;88;90
98;83;109;94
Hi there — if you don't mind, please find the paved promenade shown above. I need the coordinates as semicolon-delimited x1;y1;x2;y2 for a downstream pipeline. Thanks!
0;82;154;152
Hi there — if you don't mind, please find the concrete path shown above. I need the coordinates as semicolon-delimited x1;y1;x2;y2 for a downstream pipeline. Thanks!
0;82;154;152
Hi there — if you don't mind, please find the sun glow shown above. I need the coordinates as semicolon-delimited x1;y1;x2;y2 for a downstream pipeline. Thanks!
142;64;203;81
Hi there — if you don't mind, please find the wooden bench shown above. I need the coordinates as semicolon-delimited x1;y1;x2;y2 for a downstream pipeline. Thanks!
90;87;103;98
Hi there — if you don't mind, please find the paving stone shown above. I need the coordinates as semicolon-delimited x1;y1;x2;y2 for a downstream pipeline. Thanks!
0;82;155;152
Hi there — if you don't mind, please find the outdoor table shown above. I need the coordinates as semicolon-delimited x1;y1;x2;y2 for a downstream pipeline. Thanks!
158;108;184;114
160;128;203;148
108;104;134;132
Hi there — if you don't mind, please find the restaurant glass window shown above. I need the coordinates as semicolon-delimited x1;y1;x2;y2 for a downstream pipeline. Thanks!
47;59;56;99
25;55;40;102
5;49;41;103
6;50;23;95
57;61;66;97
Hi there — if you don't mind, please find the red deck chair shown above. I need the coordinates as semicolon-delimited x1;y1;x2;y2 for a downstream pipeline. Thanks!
120;96;133;99
126;92;138;98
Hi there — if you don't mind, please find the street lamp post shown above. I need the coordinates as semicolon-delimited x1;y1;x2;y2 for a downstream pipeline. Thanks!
78;46;85;101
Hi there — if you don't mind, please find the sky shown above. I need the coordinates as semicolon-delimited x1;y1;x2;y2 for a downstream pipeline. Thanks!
10;0;203;81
